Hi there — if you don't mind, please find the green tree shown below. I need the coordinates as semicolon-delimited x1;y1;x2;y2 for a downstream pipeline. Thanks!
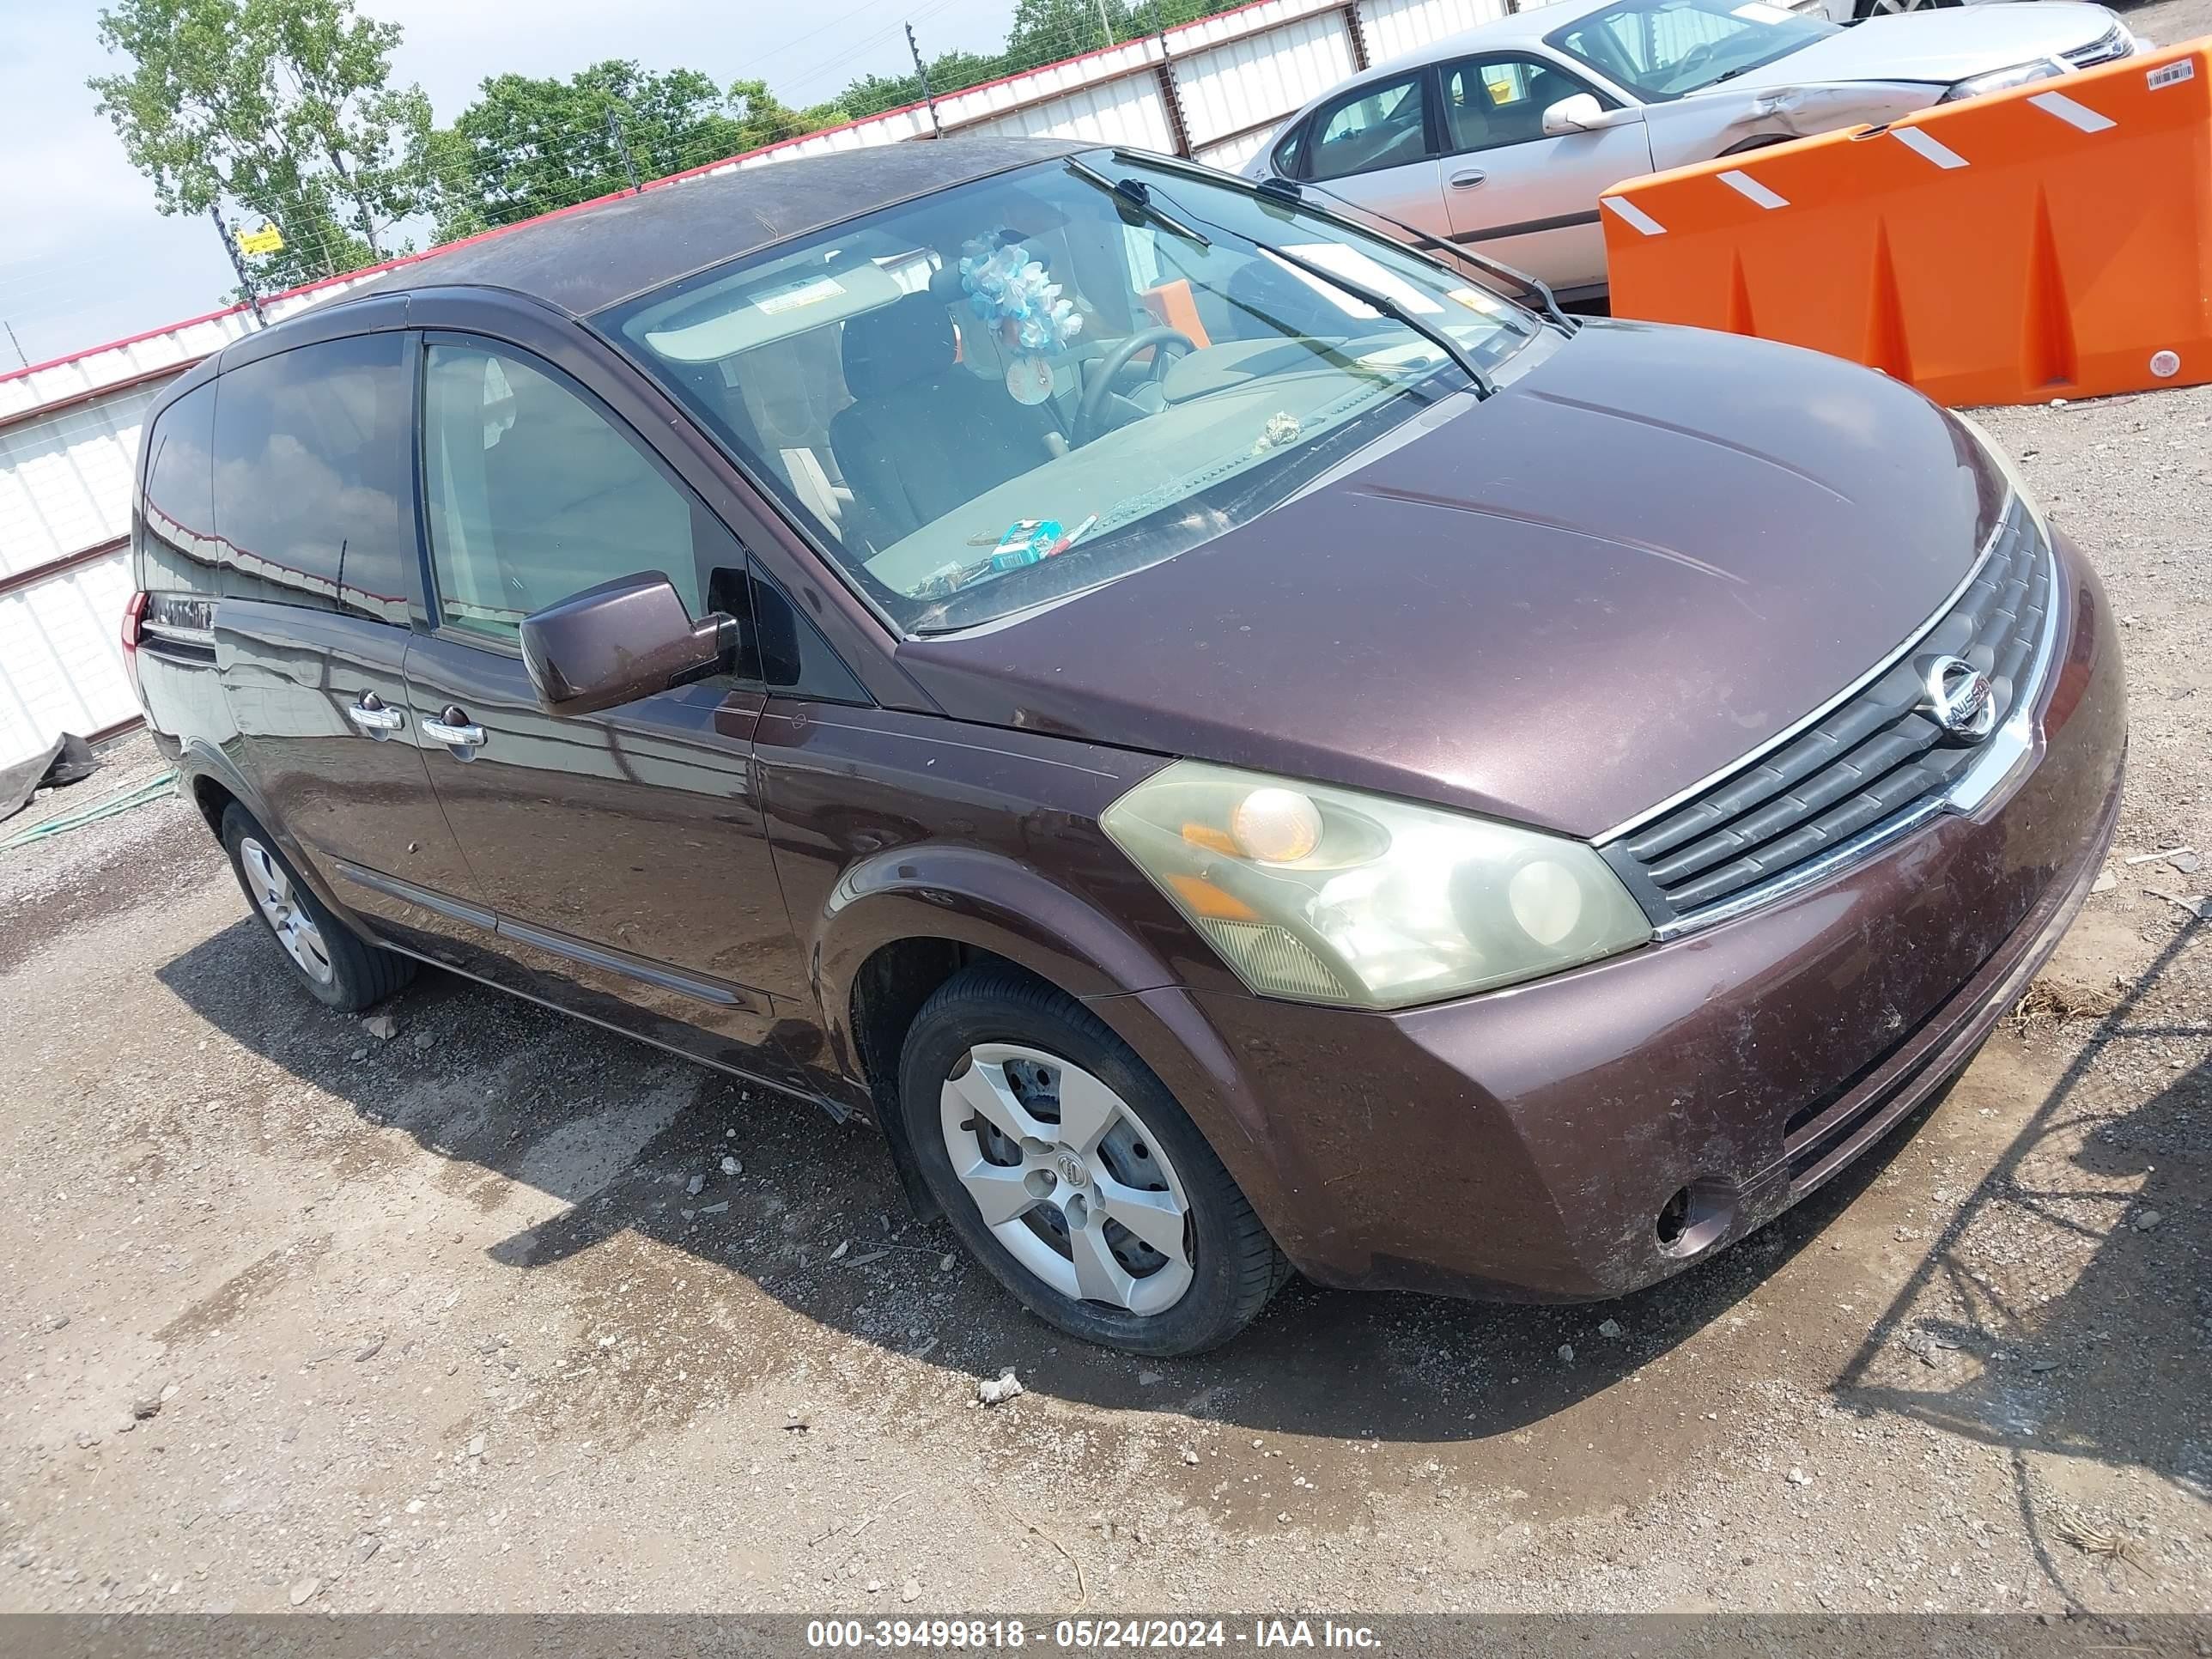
1006;0;1137;69
89;0;432;290
428;62;842;239
834;48;1000;122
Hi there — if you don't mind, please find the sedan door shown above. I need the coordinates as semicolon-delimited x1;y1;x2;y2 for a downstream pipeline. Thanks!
1433;52;1653;295
1297;68;1451;240
398;330;811;1081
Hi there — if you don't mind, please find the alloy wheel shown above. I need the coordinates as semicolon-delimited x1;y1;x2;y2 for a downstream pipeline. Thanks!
240;837;335;985
939;1042;1196;1316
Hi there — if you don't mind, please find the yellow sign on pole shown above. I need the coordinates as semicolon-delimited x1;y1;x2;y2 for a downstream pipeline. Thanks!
234;222;285;257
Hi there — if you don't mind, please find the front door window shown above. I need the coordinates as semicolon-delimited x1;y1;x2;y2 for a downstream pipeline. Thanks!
419;341;705;644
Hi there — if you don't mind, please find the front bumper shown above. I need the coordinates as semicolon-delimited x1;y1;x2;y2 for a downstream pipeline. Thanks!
1113;528;2125;1300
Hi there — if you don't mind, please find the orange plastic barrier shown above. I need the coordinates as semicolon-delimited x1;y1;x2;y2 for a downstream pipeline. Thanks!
1601;40;2212;405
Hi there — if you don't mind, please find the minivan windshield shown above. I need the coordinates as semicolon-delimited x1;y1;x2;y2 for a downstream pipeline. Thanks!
599;153;1537;633
1547;0;1836;101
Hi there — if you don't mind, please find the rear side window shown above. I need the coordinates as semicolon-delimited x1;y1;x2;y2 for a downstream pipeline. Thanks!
419;339;706;645
139;384;218;593
1308;72;1431;182
211;333;415;623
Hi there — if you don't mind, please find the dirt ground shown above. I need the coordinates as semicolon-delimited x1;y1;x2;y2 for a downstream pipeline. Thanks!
4;69;2210;1624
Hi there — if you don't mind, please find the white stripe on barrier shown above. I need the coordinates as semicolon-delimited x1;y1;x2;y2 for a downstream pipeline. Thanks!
1893;127;1969;170
1718;169;1790;210
2028;90;2118;132
1602;196;1668;237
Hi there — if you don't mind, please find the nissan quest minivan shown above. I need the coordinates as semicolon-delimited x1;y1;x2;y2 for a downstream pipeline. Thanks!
126;137;2124;1355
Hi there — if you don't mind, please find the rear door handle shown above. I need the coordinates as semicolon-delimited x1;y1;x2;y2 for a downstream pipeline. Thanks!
1449;169;1487;189
421;708;487;754
345;696;404;736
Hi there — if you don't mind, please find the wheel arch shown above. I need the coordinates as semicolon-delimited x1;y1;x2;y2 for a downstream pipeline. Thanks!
178;741;364;931
819;846;1289;1228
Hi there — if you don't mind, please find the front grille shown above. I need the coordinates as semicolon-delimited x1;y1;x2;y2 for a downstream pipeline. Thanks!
2063;24;2133;69
1604;495;2051;928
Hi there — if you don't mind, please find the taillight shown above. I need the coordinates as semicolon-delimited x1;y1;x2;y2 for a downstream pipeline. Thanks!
121;590;149;704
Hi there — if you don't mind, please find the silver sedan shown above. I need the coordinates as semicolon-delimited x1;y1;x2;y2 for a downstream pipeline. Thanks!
1242;0;2139;301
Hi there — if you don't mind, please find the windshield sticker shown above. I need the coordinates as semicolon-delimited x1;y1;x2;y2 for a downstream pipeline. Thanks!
1280;244;1447;316
751;274;848;316
1005;354;1055;405
1446;285;1510;318
1730;2;1791;21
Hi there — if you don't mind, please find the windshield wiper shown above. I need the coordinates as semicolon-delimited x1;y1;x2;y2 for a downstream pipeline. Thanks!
1067;159;1211;246
1250;241;1498;398
1255;173;1580;337
1126;177;1498;399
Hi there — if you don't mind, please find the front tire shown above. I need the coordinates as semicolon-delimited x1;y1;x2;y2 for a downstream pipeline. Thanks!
899;966;1287;1357
220;804;415;1012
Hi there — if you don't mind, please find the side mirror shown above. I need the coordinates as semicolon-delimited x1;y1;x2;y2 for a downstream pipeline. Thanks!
519;572;735;716
1541;93;1607;137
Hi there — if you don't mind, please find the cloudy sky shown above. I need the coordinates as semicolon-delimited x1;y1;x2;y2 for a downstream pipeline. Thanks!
0;0;1018;368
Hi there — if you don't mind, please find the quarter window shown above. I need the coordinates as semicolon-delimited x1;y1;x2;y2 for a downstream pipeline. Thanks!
1307;73;1431;181
210;334;415;623
1440;56;1609;153
139;383;218;592
419;341;707;645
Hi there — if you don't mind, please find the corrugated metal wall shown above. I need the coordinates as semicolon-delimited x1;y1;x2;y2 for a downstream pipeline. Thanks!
1182;9;1360;164
2;554;139;768
0;0;1560;769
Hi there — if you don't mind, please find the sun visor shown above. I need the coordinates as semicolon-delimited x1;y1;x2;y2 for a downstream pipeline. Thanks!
641;261;907;362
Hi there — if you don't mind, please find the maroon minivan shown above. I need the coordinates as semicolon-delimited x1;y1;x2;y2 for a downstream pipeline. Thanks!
126;137;2124;1354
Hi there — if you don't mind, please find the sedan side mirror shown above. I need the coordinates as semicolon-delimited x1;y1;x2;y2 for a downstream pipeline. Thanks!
1541;93;1607;137
519;572;738;716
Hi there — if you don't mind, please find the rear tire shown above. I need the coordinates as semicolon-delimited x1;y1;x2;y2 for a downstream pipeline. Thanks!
899;965;1288;1357
220;804;414;1012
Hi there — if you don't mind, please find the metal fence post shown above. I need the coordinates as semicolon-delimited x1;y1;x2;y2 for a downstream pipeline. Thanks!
1344;0;1372;70
210;204;264;325
1153;3;1193;157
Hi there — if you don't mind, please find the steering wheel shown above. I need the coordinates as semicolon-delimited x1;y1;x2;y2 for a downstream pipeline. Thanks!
1073;327;1197;447
1675;40;1717;82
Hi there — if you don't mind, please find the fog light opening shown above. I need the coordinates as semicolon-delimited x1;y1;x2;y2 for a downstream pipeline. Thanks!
1655;1181;1734;1259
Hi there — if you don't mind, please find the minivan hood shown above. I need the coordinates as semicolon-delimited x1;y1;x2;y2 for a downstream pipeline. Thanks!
896;319;2004;839
1707;3;2121;92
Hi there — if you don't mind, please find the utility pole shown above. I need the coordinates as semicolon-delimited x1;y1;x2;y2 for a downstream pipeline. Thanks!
210;203;264;325
1097;0;1116;45
606;106;644;193
907;23;942;137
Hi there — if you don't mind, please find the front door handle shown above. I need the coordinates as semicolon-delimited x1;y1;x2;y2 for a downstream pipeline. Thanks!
345;695;404;736
1449;168;1487;189
421;707;487;755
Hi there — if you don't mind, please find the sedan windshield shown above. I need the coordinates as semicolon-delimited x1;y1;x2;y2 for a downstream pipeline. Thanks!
1547;0;1836;100
597;153;1536;633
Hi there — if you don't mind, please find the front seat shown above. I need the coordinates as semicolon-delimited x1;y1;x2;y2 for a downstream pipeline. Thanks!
830;292;1060;545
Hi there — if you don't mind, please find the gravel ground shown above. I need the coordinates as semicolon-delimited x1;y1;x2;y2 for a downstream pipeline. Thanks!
4;70;2210;1617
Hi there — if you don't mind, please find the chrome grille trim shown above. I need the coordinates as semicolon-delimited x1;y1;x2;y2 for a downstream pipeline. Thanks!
1639;528;2062;941
2062;24;2134;69
1595;494;2020;848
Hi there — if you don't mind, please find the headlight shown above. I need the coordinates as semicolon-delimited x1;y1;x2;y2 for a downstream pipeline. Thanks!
1940;58;2066;103
1101;761;1652;1009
